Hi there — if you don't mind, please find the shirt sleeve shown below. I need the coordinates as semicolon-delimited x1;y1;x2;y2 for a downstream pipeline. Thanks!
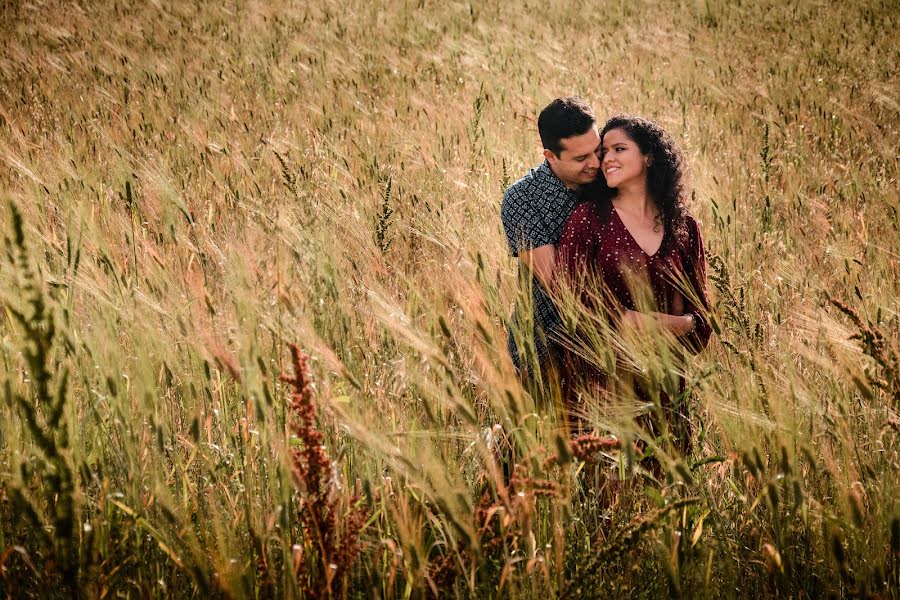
501;183;554;257
679;216;712;354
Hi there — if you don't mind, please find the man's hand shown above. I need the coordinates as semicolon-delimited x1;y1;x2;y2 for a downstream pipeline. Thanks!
519;244;556;291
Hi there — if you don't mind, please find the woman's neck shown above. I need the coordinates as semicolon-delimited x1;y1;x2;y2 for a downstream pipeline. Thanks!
612;180;656;219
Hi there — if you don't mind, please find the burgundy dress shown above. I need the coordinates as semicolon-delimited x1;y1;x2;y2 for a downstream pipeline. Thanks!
555;198;712;446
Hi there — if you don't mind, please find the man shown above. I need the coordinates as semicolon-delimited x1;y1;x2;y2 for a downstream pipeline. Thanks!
501;96;601;375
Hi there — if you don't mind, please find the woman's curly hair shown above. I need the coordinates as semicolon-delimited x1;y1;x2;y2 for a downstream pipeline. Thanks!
599;114;689;244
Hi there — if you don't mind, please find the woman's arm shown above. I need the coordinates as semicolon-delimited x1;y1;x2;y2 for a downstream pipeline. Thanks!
676;216;712;352
621;310;696;336
556;203;599;294
621;217;712;350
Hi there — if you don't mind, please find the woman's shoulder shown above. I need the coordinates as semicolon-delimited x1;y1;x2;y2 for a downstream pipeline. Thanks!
568;200;597;219
683;212;701;229
560;200;610;250
567;198;611;224
682;213;703;240
674;212;705;256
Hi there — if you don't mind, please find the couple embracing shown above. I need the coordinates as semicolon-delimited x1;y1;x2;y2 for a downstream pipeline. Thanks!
501;97;711;452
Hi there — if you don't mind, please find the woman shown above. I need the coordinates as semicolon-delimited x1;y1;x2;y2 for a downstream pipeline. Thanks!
555;114;711;452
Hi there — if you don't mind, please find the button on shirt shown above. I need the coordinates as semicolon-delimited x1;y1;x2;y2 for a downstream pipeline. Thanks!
501;161;581;367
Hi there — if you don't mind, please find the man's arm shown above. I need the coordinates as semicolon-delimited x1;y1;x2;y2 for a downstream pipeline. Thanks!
519;244;556;291
501;177;557;290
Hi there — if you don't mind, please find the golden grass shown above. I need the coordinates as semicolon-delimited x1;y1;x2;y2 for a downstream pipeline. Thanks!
0;0;897;597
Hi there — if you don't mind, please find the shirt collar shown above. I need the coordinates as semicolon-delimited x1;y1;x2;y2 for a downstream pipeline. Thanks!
537;160;579;196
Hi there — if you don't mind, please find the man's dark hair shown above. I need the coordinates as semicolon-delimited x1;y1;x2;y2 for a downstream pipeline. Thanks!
538;97;596;156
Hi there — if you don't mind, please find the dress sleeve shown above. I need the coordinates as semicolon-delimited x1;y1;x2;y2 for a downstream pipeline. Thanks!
557;202;598;291
680;216;712;353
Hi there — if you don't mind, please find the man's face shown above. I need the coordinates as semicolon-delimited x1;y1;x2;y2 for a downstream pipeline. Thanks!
544;126;601;189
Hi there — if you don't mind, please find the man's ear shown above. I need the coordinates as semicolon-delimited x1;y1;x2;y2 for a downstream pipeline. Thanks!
542;148;557;164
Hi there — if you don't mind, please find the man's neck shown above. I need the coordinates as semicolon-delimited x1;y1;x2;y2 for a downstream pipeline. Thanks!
547;161;579;191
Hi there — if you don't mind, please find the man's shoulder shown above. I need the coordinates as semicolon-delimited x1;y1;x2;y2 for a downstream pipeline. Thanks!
502;162;554;208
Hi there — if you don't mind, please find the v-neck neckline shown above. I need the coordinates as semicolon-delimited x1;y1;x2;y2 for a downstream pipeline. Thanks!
611;205;666;259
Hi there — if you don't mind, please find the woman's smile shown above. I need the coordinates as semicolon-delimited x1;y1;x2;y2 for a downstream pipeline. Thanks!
601;128;647;188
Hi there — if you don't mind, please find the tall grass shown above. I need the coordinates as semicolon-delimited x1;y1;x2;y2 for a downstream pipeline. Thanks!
0;0;897;597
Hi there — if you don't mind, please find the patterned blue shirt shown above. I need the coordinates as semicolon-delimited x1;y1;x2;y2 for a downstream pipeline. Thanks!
501;161;582;368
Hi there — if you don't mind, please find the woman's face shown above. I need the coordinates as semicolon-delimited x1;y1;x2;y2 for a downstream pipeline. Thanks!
601;128;648;189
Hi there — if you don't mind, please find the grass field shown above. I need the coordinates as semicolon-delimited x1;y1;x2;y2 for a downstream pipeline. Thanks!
0;0;898;597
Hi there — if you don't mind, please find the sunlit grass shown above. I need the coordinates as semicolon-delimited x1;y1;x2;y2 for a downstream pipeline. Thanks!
0;0;897;597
